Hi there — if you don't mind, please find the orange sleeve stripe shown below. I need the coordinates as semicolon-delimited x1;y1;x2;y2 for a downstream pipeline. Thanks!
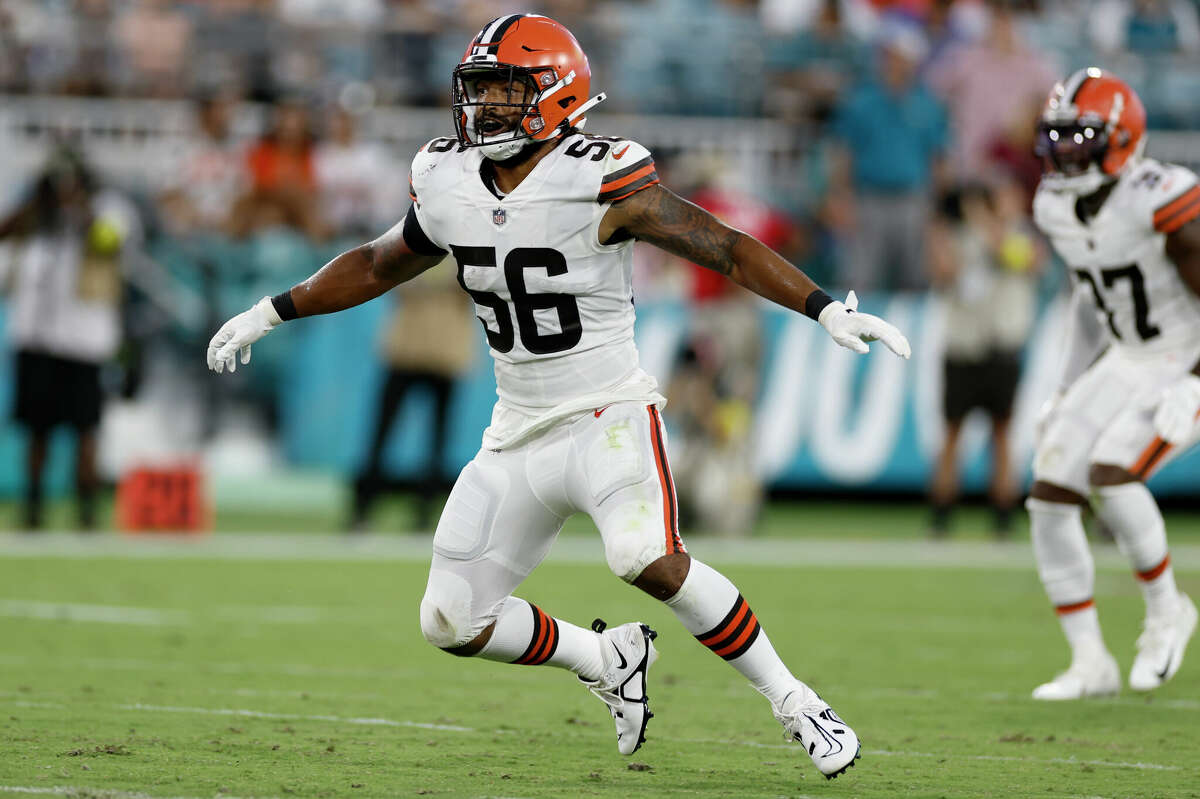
600;164;657;194
1153;185;1200;229
1158;197;1200;234
601;177;660;203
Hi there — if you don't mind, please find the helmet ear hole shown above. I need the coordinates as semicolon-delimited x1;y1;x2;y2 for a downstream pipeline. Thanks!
557;96;576;109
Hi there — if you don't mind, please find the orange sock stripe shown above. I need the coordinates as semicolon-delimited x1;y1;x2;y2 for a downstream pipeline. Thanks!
698;600;750;647
712;613;761;658
1137;555;1170;582
1055;598;1095;616
696;596;762;660
648;406;681;554
515;605;558;665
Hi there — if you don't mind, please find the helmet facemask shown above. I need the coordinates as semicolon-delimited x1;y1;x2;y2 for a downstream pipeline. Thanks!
453;64;550;161
1035;116;1113;195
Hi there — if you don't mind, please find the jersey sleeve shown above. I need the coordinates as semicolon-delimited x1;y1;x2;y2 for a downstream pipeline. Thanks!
404;139;452;254
1151;165;1200;235
596;140;660;204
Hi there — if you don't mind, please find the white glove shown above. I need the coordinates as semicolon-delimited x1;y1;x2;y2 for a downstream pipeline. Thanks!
1153;374;1200;445
1035;390;1064;441
206;296;283;374
817;291;912;358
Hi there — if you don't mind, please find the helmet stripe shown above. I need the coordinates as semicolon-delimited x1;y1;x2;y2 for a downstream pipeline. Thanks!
474;14;524;57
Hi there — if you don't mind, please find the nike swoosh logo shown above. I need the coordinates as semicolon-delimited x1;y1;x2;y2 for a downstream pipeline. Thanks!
612;643;628;670
1157;650;1174;681
613;145;630;160
594;405;612;418
521;45;548;52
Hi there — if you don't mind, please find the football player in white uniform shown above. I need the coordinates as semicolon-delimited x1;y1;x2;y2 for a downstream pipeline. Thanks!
206;14;910;778
1028;68;1200;700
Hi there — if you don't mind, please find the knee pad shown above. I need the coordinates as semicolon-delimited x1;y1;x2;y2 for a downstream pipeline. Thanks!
418;569;480;649
602;498;668;582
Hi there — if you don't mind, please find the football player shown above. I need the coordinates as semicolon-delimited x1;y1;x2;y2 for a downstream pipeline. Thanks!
1028;68;1200;700
207;14;910;778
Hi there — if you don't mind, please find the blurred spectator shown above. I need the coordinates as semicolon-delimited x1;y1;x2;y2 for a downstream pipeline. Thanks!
314;106;400;238
0;145;134;529
113;0;193;97
663;158;803;535
232;99;327;240
927;0;1058;181
0;4;26;92
666;341;762;536
187;0;276;101
160;91;248;236
1091;0;1200;56
760;0;879;38
927;179;1041;537
826;21;947;292
351;263;475;532
766;0;872;126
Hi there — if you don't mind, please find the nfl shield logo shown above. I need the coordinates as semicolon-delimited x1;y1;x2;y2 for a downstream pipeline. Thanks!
492;207;507;226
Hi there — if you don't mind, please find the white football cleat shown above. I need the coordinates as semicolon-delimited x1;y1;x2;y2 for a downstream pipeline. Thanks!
1129;592;1198;692
773;684;860;780
581;619;658;755
1031;650;1120;700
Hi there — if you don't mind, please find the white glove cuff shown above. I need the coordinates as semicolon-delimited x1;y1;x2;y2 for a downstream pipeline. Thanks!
255;296;283;328
817;300;850;330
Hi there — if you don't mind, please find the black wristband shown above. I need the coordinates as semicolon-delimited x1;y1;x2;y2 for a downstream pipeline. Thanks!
804;289;834;321
271;290;299;322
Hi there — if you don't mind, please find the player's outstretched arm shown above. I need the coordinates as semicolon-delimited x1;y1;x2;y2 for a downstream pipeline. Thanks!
206;214;444;374
602;184;910;358
1154;215;1200;442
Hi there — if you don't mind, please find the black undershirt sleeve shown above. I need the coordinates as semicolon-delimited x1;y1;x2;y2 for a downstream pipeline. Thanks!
402;206;447;256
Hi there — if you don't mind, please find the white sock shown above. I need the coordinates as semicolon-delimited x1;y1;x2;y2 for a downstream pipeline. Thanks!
477;597;606;680
664;559;796;707
1092;482;1180;618
1027;498;1108;659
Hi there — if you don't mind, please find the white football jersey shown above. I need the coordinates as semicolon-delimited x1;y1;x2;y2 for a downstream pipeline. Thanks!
1033;157;1200;357
408;132;666;449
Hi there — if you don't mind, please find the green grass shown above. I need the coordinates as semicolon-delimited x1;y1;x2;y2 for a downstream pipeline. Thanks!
2;528;1198;798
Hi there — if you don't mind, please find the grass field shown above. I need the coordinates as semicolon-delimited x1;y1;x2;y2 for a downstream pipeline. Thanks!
2;511;1199;799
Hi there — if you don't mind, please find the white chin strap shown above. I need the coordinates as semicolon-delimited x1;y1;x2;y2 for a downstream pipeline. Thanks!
1041;167;1109;196
480;136;530;161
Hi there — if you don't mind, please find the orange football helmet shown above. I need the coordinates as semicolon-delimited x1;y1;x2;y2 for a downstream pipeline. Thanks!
1036;68;1147;195
452;14;605;160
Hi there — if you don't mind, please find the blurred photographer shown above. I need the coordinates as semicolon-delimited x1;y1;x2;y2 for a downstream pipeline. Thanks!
928;179;1042;537
0;146;131;529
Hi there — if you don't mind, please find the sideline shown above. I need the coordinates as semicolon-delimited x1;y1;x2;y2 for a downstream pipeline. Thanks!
2;532;1199;572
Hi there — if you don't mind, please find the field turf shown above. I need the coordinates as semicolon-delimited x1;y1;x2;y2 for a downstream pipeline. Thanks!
2;514;1199;798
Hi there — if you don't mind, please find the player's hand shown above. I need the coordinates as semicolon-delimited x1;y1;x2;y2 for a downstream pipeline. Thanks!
818;291;911;358
206;296;282;374
1035;390;1063;441
1153;374;1200;445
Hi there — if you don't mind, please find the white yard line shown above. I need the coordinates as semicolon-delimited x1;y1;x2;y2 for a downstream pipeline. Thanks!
2;532;1197;572
0;600;342;627
0;786;273;799
0;600;186;627
116;702;475;732
3;697;1186;773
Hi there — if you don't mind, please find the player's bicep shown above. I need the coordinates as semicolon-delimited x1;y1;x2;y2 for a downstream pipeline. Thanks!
369;207;446;283
605;184;741;275
1166;215;1200;298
